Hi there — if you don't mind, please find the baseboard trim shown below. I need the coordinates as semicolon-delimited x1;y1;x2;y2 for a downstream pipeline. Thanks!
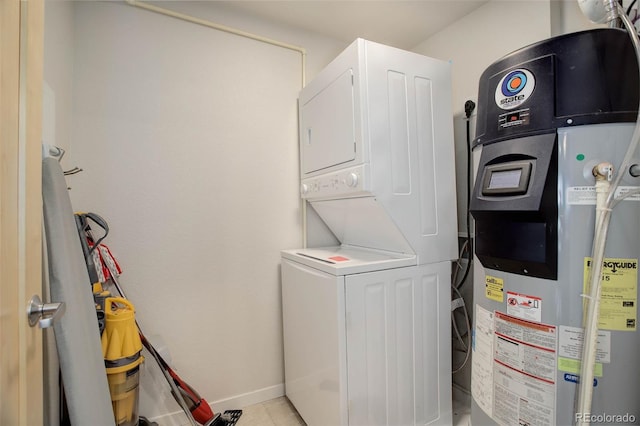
210;383;285;414
147;383;286;425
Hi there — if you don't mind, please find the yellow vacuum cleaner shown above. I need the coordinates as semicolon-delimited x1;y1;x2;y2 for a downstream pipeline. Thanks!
101;296;144;426
77;212;241;426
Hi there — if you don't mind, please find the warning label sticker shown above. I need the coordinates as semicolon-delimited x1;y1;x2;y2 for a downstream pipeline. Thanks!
584;257;638;331
328;256;349;262
567;186;640;205
472;305;494;418
492;312;557;426
558;325;611;363
486;275;504;302
557;325;610;378
507;291;542;322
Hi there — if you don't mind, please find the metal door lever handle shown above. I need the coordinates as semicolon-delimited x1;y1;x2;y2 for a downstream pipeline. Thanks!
27;295;66;328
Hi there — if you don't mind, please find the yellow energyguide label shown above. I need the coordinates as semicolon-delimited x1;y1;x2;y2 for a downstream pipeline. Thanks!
584;257;638;331
485;275;504;302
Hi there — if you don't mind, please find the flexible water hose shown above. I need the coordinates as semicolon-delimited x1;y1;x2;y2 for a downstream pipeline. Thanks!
575;4;640;424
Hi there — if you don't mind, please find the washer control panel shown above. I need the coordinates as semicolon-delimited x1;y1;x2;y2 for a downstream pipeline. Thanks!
301;165;368;200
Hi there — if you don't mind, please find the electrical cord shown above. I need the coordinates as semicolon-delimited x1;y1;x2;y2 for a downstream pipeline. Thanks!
450;100;476;375
628;0;637;16
626;0;640;25
451;309;468;351
451;239;469;285
451;284;472;374
455;100;476;289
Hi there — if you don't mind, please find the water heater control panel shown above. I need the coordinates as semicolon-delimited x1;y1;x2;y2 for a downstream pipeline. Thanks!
301;164;369;200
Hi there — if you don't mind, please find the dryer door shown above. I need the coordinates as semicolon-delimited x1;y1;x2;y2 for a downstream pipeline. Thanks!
300;68;356;176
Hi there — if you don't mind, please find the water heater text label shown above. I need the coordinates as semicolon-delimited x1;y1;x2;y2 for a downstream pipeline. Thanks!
485;275;504;302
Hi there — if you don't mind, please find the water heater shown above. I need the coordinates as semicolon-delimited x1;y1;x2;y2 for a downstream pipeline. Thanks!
470;29;640;425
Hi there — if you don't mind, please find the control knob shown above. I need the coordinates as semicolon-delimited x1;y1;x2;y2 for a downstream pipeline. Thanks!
346;172;359;188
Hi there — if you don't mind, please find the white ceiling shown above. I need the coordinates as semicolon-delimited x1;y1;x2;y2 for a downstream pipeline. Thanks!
218;1;490;50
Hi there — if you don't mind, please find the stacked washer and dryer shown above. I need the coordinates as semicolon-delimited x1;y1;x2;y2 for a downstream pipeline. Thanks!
280;39;459;426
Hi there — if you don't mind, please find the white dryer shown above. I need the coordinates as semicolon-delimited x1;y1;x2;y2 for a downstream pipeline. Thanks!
282;39;458;426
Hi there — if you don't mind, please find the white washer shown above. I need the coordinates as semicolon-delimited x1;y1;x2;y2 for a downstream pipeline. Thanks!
282;39;458;426
281;247;452;426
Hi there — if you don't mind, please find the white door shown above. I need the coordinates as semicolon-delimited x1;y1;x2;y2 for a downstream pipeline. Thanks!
0;0;45;424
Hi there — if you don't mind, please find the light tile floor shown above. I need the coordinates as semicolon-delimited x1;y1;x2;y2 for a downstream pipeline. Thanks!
452;387;471;426
236;389;472;426
236;396;305;426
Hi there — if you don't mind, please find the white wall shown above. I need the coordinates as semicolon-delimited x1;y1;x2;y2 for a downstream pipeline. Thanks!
43;0;74;152
551;0;604;36
43;1;345;423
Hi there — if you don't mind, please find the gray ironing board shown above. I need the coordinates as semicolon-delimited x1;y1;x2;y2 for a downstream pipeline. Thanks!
42;157;115;426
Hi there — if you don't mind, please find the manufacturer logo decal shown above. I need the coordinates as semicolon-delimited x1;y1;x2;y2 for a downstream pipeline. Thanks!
495;69;535;110
563;373;598;387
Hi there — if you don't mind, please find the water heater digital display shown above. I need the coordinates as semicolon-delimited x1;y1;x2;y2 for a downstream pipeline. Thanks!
481;161;531;195
489;169;522;189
